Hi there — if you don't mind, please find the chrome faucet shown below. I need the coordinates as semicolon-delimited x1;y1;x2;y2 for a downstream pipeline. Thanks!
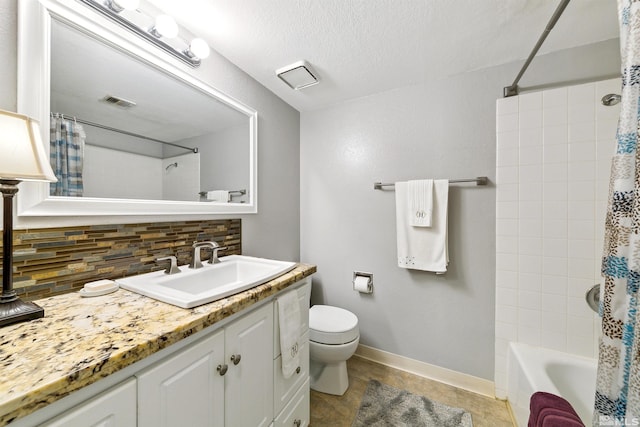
190;241;227;268
156;255;180;275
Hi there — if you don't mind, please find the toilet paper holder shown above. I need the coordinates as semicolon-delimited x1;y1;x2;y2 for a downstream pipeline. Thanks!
353;271;373;294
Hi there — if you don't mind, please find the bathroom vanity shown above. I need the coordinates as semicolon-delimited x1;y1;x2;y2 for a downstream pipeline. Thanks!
0;264;315;427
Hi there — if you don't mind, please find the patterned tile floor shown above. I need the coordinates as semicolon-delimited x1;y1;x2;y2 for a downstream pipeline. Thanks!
310;355;515;427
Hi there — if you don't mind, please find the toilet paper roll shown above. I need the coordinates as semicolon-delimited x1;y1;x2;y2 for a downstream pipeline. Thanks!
353;275;372;293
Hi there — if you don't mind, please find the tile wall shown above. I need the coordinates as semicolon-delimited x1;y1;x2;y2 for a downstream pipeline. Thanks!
0;219;241;300
494;78;620;398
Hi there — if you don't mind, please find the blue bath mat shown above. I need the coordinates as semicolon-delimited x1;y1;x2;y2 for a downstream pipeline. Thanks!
351;380;473;427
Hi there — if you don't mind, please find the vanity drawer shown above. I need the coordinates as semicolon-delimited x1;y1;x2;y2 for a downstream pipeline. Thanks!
274;277;311;358
274;331;309;415
274;378;310;427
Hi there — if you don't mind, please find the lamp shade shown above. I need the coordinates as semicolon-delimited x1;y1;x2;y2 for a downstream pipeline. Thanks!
0;110;57;182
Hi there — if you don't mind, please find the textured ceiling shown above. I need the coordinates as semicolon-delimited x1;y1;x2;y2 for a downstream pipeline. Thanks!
147;0;619;112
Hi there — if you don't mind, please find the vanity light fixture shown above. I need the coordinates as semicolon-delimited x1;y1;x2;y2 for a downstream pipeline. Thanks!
0;110;57;327
78;0;211;68
105;0;140;13
276;60;319;90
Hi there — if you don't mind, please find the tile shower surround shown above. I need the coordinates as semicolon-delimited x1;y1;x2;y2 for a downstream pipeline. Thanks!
0;219;241;300
494;78;620;398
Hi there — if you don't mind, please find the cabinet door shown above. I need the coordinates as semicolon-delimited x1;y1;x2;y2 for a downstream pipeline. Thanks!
40;378;136;427
137;329;225;427
225;303;274;427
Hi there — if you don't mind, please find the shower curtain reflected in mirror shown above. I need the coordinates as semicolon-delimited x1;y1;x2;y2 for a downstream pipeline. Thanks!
49;115;85;196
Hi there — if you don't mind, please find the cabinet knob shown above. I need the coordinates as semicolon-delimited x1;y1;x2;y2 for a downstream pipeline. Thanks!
230;354;242;365
217;364;228;376
296;366;301;374
293;419;301;427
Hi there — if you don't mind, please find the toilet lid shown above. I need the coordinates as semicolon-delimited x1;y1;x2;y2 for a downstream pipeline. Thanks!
309;305;359;345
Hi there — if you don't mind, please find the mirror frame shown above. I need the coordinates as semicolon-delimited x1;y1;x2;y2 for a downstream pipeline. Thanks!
17;0;258;217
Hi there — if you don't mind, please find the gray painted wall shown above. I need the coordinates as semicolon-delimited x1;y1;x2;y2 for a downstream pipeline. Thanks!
300;39;620;380
0;0;300;262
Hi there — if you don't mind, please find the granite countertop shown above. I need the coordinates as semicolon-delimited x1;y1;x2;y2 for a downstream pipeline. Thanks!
0;263;316;426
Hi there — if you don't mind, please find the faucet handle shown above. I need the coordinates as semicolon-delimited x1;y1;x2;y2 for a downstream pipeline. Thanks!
208;246;228;264
156;256;180;275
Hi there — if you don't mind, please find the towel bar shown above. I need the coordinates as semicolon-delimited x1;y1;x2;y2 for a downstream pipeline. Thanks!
373;177;488;190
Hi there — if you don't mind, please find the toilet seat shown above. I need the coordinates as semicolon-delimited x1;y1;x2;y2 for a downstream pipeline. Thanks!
309;305;359;345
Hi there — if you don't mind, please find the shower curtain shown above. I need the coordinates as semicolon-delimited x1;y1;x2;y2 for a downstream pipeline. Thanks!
595;0;640;424
49;116;85;197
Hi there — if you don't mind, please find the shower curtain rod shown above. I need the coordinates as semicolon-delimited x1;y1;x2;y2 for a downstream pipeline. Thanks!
503;0;571;97
373;176;488;189
51;113;199;154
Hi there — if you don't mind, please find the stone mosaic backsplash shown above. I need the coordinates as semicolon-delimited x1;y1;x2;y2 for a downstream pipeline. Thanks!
0;219;241;300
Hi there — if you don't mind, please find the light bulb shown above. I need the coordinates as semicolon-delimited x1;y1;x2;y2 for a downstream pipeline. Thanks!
151;14;179;39
189;38;210;59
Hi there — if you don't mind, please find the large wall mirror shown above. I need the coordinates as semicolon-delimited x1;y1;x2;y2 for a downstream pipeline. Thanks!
17;0;258;217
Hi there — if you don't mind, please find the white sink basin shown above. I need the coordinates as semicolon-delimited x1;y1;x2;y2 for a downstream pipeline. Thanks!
117;255;297;308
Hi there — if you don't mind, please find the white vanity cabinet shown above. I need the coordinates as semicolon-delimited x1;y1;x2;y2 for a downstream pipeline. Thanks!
135;277;310;427
137;303;273;427
39;378;136;427
14;277;312;427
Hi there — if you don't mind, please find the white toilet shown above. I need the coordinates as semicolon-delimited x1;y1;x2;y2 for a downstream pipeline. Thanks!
308;304;359;395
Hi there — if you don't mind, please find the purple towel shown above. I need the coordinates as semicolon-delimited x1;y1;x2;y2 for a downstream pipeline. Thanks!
537;408;584;427
540;414;585;427
528;391;584;427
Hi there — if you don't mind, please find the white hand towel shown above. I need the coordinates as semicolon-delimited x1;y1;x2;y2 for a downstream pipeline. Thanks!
408;179;434;227
395;180;449;273
206;190;230;202
277;290;301;379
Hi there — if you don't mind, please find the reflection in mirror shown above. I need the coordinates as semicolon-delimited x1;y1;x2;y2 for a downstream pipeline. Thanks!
50;19;250;203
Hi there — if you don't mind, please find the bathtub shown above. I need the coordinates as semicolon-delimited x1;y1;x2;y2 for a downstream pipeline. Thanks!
507;342;597;427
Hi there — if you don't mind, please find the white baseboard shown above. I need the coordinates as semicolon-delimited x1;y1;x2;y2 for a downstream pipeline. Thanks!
355;344;495;398
505;399;519;427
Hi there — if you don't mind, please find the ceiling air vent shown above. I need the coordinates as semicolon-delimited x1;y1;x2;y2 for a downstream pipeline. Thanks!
276;60;319;90
101;94;137;109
